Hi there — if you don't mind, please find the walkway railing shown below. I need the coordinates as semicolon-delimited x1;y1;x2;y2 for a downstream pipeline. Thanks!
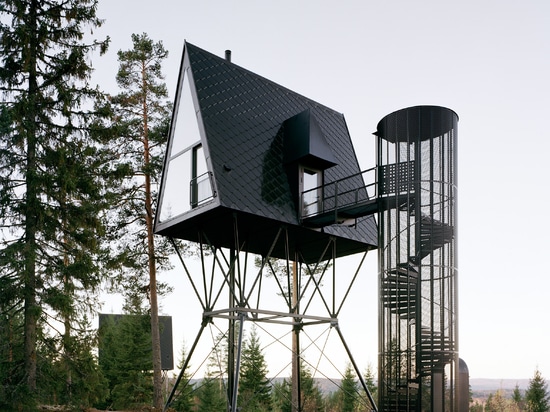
301;167;378;220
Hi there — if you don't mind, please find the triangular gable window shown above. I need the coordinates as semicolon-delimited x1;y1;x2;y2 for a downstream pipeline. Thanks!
157;65;213;224
171;67;200;154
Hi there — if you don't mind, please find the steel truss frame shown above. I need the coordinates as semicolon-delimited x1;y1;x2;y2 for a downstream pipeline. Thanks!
164;215;377;412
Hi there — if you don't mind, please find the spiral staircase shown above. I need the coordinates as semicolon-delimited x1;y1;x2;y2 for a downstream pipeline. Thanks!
379;195;455;411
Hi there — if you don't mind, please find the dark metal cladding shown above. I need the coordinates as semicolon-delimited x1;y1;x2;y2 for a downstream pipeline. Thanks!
155;42;377;262
282;109;338;169
458;359;470;412
375;105;458;143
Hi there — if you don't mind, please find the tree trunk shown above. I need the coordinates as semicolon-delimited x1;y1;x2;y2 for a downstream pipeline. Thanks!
63;234;72;402
23;0;39;396
142;64;163;410
291;260;300;412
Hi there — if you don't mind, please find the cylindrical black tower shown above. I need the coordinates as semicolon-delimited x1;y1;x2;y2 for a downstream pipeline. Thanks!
375;106;458;411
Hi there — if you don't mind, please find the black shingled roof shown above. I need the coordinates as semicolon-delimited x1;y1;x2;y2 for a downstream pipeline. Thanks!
155;42;377;262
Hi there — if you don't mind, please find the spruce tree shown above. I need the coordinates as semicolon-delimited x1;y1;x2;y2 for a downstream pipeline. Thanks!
169;342;196;412
270;359;324;412
198;368;227;412
470;400;484;412
239;326;272;411
0;0;115;408
110;32;173;410
0;308;25;408
97;296;154;410
49;318;108;408
363;362;378;408
338;363;358;412
485;393;495;412
485;389;508;412
110;314;154;410
512;383;524;411
525;368;550;412
299;360;325;412
271;378;292;412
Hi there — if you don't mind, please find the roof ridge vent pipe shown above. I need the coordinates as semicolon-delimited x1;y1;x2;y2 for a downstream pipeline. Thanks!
225;50;231;62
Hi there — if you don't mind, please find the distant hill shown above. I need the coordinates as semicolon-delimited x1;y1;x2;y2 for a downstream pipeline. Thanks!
299;378;531;397
311;378;531;394
306;378;531;393
470;378;530;391
180;377;530;397
310;377;531;402
469;378;530;402
274;377;532;394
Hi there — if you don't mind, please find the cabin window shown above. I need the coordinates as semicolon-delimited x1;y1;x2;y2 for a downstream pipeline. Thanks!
300;167;322;217
158;67;214;222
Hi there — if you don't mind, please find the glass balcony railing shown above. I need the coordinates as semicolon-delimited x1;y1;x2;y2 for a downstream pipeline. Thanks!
190;172;215;207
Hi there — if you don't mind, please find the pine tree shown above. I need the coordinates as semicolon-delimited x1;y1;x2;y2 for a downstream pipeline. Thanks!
525;368;550;412
239;326;272;411
110;32;173;410
0;0;115;408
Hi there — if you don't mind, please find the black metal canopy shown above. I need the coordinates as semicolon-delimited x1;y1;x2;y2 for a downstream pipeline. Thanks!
375;105;459;143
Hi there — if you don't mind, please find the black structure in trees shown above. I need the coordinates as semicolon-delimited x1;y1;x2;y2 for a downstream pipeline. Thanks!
155;42;461;412
98;314;174;370
155;43;378;261
375;107;460;411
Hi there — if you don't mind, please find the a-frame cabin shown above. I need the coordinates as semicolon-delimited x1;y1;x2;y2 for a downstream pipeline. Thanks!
154;42;377;262
154;42;462;412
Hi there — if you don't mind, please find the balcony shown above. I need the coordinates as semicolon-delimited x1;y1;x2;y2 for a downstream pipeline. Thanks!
300;162;416;228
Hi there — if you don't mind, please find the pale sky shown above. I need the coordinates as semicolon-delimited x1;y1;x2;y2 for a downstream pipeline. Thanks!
94;0;550;380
